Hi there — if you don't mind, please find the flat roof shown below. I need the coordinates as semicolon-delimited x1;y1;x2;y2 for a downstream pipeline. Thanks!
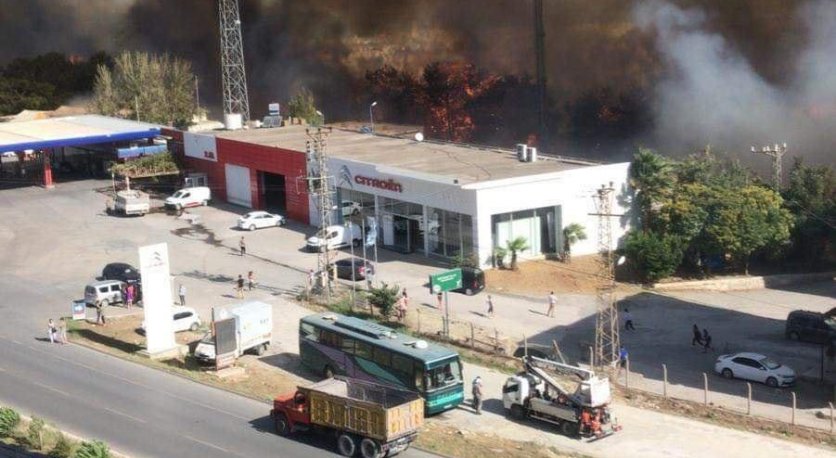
214;125;599;185
0;115;161;152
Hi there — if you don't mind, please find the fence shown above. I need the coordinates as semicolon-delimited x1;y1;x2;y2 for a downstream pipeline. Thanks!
408;308;515;355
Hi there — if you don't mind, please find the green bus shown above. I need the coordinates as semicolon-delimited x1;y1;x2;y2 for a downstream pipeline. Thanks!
299;312;464;415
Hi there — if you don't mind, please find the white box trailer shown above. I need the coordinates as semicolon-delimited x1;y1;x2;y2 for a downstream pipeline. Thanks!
194;301;273;362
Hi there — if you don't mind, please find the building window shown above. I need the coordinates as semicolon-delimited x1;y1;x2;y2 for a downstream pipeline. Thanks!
492;205;561;257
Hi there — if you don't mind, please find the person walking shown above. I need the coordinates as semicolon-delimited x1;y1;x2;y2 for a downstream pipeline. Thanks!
691;324;703;346
702;329;713;353
125;283;134;310
178;283;187;306
486;294;494;317
471;376;483;414
307;268;315;293
236;274;245;299
239;236;247;257
617;346;629;378
248;271;256;291
396;294;408;322
58;317;68;344
47;318;57;343
623;308;635;330
95;303;106;326
546;291;557;317
436;291;443;309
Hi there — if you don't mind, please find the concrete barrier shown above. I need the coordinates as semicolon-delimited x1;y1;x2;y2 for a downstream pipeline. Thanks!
652;271;835;292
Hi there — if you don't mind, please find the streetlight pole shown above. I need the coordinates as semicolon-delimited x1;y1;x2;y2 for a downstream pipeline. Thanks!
369;101;378;133
316;110;324;127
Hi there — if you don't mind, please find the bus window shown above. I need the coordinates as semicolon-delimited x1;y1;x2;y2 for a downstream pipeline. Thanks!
355;341;372;359
426;359;462;390
414;366;425;391
321;330;341;348
373;347;392;368
341;337;355;354
392;354;413;377
300;323;318;342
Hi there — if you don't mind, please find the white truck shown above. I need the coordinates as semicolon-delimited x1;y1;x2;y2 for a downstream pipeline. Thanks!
113;189;151;216
164;186;211;210
194;301;273;363
306;223;362;252
502;356;620;440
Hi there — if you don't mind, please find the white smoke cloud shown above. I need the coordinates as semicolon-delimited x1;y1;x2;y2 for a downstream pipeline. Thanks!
634;0;835;166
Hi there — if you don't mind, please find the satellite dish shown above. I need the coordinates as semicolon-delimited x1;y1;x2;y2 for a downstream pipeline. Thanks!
414;132;424;142
414;340;429;349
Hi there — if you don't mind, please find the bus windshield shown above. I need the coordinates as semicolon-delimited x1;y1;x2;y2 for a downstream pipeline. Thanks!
426;358;462;391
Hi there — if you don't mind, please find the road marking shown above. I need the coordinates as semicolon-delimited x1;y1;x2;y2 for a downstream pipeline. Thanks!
33;381;69;397
103;407;146;424
183;434;231;454
10;340;21;345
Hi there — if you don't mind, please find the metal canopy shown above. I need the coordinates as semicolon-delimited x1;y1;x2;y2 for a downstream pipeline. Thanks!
0;115;161;152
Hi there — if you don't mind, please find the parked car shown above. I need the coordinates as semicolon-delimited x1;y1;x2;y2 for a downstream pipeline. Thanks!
332;258;375;281
714;352;796;387
341;200;362;217
786;310;836;344
237;211;286;231
452;266;485;296
84;280;125;307
140;306;202;333
102;262;142;301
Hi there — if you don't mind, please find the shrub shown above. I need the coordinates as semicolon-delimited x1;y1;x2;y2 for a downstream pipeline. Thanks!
365;282;400;318
622;230;684;283
493;247;507;268
74;440;110;458
27;416;46;449
0;407;20;437
49;433;75;458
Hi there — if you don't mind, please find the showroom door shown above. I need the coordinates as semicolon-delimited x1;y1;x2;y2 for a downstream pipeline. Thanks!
225;164;252;207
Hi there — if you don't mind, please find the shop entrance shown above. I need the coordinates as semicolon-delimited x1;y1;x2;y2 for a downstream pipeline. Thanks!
260;171;286;214
391;215;421;253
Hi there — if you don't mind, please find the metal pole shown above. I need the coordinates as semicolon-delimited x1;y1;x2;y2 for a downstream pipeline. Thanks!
625;358;630;389
524;334;528;358
348;221;356;307
589;346;594;369
662;364;668;398
829;402;833;434
703;373;709;406
470;322;475;349
417;308;421;334
791;392;796;426
444;291;450;338
747;383;752;415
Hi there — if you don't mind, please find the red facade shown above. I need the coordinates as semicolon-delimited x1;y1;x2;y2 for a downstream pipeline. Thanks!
164;128;310;224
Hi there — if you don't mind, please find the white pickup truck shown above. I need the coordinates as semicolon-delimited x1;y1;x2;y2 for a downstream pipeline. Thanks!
113;190;151;216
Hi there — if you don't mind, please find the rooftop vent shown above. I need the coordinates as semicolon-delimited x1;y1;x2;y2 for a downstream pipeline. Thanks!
516;143;528;162
334;320;396;339
405;340;429;349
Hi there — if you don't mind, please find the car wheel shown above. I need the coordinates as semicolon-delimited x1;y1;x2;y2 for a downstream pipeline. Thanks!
324;365;335;379
360;437;382;458
274;412;291;436
766;377;779;388
337;434;356;457
721;368;734;379
788;331;800;341
99;299;109;308
352;238;361;247
276;220;283;227
189;323;199;332
465;288;474;296
352;209;360;216
248;224;256;231
202;200;209;206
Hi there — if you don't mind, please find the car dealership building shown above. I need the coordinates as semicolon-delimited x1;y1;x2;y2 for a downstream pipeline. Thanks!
168;125;632;267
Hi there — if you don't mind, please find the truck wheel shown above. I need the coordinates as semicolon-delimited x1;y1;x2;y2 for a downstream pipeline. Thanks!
254;343;266;356
189;322;199;332
274;412;291;436
509;404;525;420
337;433;356;457
324;365;335;379
360;437;382;458
560;421;579;437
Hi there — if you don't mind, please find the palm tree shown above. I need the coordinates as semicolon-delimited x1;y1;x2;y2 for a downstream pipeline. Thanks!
506;236;530;271
629;148;674;231
562;223;587;263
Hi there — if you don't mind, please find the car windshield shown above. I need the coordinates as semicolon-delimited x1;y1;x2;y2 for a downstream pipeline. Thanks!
759;358;781;370
173;191;185;198
426;358;462;391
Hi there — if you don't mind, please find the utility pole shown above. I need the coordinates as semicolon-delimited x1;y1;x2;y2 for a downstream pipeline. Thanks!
533;0;547;145
751;143;787;191
306;127;335;303
590;182;620;368
218;0;250;122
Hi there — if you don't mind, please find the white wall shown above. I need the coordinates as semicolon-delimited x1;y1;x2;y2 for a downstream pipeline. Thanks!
473;162;632;267
184;132;217;162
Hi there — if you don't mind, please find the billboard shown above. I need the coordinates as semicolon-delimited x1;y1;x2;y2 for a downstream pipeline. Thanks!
139;243;176;354
184;132;218;162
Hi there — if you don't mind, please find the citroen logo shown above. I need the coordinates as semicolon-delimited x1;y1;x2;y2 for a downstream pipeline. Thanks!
339;165;354;188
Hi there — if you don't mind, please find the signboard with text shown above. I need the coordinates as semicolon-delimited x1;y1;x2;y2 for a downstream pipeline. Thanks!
139;243;176;354
428;268;462;294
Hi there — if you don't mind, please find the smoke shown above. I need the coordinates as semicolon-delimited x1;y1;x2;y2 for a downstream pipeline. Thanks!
634;0;835;165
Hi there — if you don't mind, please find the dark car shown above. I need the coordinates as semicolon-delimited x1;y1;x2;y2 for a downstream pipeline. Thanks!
786;310;836;344
333;258;374;281
452;266;485;296
102;263;142;299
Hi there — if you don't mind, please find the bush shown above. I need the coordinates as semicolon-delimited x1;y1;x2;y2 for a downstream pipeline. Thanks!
622;230;684;283
26;416;46;450
0;407;20;437
49;433;75;458
365;282;400;318
74;440;110;458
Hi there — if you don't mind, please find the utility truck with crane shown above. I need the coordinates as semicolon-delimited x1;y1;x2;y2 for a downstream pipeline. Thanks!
502;355;621;440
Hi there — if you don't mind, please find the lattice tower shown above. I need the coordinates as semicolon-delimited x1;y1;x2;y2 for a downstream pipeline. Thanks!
218;0;250;121
593;183;619;367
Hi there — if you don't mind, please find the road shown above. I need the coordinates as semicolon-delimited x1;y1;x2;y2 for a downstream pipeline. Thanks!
0;182;434;458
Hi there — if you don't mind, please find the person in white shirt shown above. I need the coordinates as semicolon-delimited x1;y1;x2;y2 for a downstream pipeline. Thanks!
623;308;635;330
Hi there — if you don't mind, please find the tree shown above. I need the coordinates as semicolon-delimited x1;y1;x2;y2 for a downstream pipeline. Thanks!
287;87;319;125
782;158;835;267
622;231;684;283
704;185;793;274
505;236;530;271
0;78;57;114
92;51;196;128
366;282;400;319
629;148;674;231
561;223;587;263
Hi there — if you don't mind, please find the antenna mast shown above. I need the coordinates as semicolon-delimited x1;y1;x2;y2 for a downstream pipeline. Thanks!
307;127;335;302
218;0;250;122
591;183;620;368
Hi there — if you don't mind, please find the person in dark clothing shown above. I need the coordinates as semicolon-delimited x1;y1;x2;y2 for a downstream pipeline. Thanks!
702;329;713;352
692;324;703;346
239;237;246;256
236;274;245;299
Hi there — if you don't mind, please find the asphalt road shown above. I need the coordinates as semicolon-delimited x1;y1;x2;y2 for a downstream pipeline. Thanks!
0;181;435;458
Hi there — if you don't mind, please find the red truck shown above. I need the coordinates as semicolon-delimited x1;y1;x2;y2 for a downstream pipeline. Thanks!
271;377;423;458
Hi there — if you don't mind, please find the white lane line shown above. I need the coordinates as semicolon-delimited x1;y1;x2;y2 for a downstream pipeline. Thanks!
0;366;5;372
32;381;70;397
183;434;232;454
103;407;147;424
10;340;21;345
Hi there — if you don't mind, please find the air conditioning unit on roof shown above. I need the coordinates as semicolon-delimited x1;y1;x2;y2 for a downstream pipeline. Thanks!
516;143;528;162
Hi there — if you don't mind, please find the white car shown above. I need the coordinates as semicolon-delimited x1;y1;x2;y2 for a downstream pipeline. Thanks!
141;306;202;333
341;200;362;217
237;211;286;231
714;352;796;387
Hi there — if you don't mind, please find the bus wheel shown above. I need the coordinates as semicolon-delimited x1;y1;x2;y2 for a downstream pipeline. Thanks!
337;433;356;457
360;437;382;458
324;365;335;379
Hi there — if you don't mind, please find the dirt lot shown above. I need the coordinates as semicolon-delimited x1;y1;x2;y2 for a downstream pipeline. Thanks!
486;256;639;296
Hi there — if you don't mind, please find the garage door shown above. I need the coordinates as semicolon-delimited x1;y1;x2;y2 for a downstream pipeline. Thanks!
225;164;252;207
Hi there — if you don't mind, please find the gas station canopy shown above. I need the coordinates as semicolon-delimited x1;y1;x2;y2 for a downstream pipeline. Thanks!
0;115;161;152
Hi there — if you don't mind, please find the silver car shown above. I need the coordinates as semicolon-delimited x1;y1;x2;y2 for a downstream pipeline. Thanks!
714;352;795;387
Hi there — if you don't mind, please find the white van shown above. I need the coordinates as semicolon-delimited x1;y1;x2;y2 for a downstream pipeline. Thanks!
164;187;211;210
305;223;362;252
84;280;125;307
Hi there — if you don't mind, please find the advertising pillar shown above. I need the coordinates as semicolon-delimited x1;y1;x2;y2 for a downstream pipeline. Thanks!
139;243;177;355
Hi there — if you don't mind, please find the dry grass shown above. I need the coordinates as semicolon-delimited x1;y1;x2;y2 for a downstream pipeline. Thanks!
415;422;586;458
486;256;639;296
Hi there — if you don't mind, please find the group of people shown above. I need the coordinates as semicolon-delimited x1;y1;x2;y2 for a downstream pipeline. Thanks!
234;271;257;298
47;318;68;344
692;324;714;352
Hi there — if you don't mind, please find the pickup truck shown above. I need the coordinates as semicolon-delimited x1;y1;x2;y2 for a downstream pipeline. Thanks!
271;377;423;458
113;190;151;216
